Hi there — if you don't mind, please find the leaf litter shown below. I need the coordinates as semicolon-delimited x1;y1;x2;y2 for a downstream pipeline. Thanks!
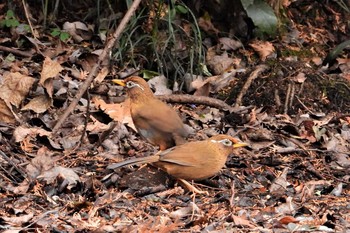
0;1;349;232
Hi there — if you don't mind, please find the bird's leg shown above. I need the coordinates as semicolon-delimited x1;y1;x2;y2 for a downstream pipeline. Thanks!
178;179;209;195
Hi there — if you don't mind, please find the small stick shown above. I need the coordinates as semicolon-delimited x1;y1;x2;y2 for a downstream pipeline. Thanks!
52;0;142;134
289;83;295;109
158;94;252;113
21;0;42;53
284;83;291;114
229;181;235;210
274;89;281;108
235;65;268;107
0;45;33;57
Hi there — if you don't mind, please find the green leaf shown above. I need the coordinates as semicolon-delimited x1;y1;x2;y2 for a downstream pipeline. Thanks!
175;4;188;14
59;32;70;41
23;24;31;33
169;8;176;19
199;63;212;76
1;10;19;28
141;70;159;79
51;28;61;37
5;53;16;62
323;40;350;65
6;10;15;18
241;0;277;38
6;19;19;27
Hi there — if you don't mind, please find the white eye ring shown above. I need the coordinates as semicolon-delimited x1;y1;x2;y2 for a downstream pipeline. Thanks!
219;139;232;146
210;139;233;146
126;81;135;88
126;81;144;90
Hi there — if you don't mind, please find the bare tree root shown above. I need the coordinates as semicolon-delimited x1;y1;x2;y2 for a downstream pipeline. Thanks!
235;65;269;107
158;94;252;113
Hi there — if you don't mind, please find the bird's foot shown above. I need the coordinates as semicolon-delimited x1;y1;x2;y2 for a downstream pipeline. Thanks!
178;179;209;195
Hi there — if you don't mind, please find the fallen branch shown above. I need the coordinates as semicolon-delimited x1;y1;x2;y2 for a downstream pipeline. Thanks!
235;64;269;107
52;0;142;134
158;94;252;113
0;45;33;57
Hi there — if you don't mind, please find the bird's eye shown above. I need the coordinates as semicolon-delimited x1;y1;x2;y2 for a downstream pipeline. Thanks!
220;139;232;146
126;81;135;88
126;81;144;91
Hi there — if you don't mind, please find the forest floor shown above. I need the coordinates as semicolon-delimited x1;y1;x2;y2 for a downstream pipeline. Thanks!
0;1;349;232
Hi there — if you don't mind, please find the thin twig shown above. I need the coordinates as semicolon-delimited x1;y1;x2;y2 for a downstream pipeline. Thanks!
93;121;118;150
274;89;281;108
52;0;142;134
284;83;291;114
158;94;252;113
72;91;91;151
0;150;28;182
22;0;35;36
295;95;315;115
22;0;41;53
21;210;59;230
229;181;235;210
289;83;295;109
235;65;269;107
0;45;33;57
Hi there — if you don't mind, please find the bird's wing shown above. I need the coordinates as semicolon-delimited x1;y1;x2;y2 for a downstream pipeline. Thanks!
133;98;186;134
157;141;208;167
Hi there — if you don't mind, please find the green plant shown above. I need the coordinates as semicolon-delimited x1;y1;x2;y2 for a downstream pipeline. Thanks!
241;0;278;38
112;0;204;83
335;0;350;13
0;10;20;28
51;28;70;41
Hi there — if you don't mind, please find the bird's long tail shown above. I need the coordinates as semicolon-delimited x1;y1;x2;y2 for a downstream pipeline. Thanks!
107;155;159;170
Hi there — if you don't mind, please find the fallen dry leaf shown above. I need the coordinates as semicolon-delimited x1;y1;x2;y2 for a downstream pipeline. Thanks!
92;96;136;131
148;75;172;95
37;166;80;190
63;21;92;42
81;115;110;133
26;147;56;178
198;12;219;35
40;56;63;97
13;126;51;143
279;216;299;224
0;98;16;123
250;40;275;61
21;94;52;113
191;75;218;96
219;37;243;51
0;72;35;108
292;72;307;83
169;202;201;219
206;51;233;75
269;167;290;194
6;181;30;195
94;66;109;85
2;213;34;226
232;215;256;228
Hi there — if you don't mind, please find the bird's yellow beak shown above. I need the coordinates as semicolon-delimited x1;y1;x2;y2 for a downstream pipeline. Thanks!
233;142;249;148
112;79;126;86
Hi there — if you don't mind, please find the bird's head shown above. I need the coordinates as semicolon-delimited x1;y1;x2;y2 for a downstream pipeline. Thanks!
209;134;248;156
112;76;153;98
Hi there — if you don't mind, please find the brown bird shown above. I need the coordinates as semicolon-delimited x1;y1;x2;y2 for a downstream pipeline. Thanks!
107;134;248;193
113;76;188;150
